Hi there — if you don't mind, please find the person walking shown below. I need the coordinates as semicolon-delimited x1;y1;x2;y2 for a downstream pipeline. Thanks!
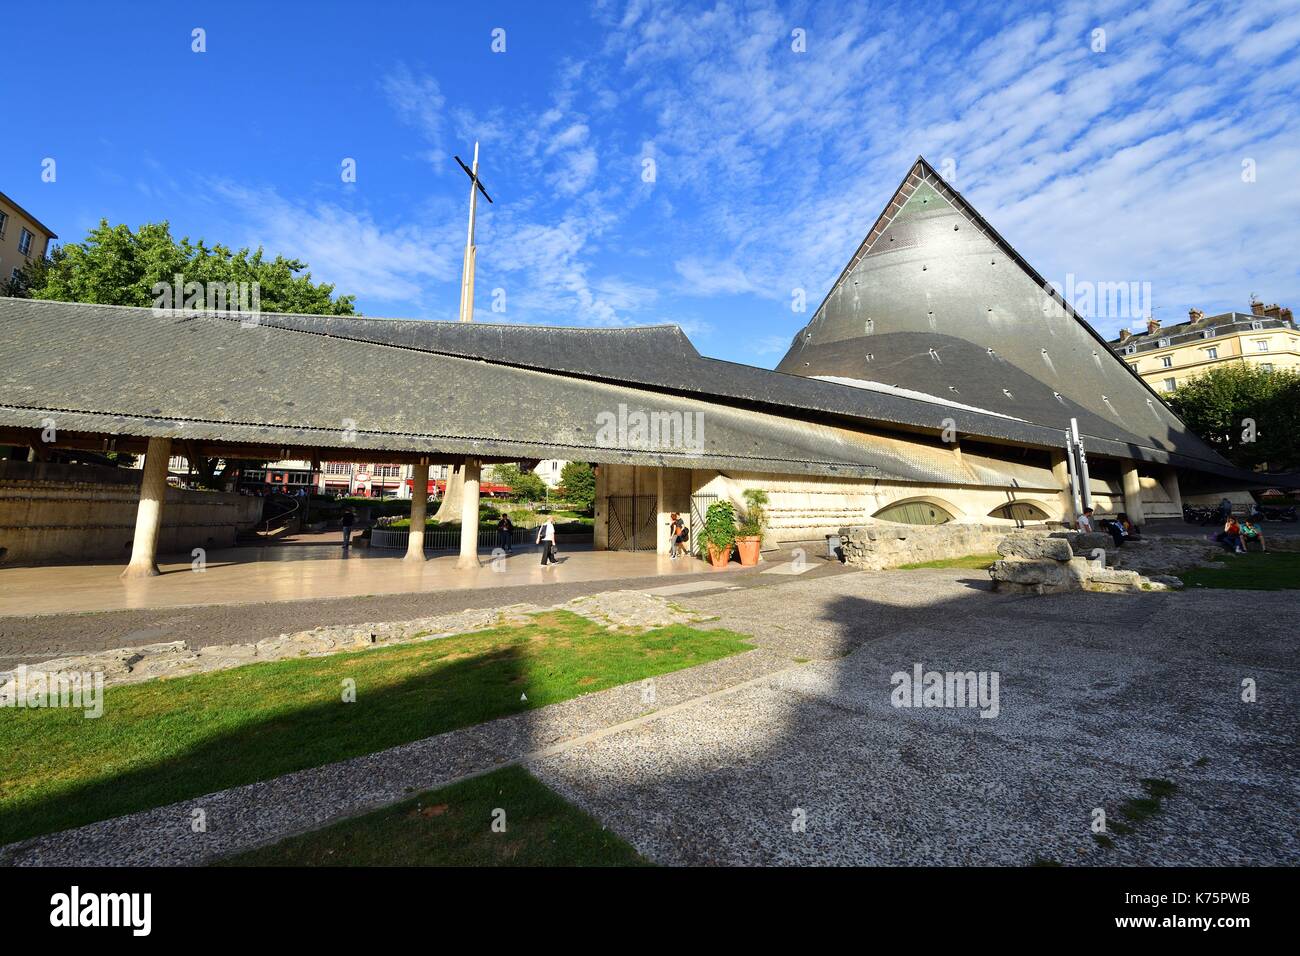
497;514;514;554
668;512;687;559
537;516;558;566
340;507;356;552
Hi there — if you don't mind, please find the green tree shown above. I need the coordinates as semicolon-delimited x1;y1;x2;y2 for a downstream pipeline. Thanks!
491;463;549;502
1168;362;1300;472
559;461;596;512
8;220;356;315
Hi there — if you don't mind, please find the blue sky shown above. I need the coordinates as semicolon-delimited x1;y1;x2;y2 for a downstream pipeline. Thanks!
6;0;1299;365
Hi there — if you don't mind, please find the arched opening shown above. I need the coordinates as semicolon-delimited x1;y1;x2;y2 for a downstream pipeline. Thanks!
873;498;956;525
988;501;1050;522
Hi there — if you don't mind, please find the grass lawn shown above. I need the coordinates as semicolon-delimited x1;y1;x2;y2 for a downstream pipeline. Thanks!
896;553;1000;570
220;765;646;867
0;611;751;846
1180;551;1300;590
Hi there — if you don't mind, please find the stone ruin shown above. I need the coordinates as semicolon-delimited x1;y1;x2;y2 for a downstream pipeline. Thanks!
989;531;1194;594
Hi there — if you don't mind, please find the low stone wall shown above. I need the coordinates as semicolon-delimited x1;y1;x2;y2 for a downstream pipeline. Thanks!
0;461;262;565
836;521;1063;570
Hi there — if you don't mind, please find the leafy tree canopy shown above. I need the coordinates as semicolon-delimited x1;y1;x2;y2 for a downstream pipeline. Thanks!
1168;362;1300;472
558;461;596;512
9;220;356;315
491;463;550;502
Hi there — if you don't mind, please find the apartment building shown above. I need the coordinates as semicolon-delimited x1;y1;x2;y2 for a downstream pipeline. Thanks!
0;191;57;287
1109;300;1298;393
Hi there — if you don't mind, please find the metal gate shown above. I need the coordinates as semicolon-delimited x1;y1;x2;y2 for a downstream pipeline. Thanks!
606;495;657;551
689;493;718;557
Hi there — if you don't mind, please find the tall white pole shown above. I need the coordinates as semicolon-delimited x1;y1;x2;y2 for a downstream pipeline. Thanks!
458;141;480;324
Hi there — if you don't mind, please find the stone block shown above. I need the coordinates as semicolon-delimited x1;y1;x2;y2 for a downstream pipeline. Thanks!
996;535;1073;562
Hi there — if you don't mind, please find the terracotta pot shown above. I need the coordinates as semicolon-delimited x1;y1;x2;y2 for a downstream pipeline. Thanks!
706;542;734;568
735;535;762;566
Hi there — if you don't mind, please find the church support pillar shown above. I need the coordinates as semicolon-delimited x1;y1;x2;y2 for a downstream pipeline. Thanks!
1121;463;1145;524
455;458;481;569
122;436;172;579
1159;467;1183;516
405;462;429;561
1050;450;1075;526
593;464;609;551
434;464;463;522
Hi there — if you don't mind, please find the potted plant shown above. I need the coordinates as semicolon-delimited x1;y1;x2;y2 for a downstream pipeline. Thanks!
700;500;737;568
735;488;769;566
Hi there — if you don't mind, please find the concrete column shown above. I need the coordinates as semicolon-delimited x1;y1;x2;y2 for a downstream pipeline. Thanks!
122;436;172;578
405;462;429;560
455;458;481;569
1159;467;1183;515
593;464;609;551
434;464;462;522
1121;463;1145;524
1050;450;1075;525
656;467;669;554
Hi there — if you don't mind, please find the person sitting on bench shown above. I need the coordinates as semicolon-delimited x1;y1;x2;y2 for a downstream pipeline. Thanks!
1214;516;1246;554
1240;518;1267;552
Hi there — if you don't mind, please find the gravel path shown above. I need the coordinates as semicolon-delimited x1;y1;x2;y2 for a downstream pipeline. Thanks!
529;572;1300;866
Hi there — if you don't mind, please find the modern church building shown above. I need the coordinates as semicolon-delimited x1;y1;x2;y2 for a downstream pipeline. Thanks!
0;158;1283;572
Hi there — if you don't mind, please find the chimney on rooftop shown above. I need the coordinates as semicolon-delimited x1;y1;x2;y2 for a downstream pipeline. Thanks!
1259;302;1292;324
1118;328;1132;342
1251;299;1266;316
1146;317;1160;335
1188;308;1204;323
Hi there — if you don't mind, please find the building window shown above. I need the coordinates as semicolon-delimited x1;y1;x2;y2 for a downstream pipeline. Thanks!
1256;340;1270;352
1157;337;1170;348
874;500;955;525
0;211;8;237
17;229;33;256
1123;344;1136;355
375;465;400;478
1162;377;1176;392
1202;329;1215;338
1127;363;1139;372
325;462;351;475
243;470;266;482
1251;320;1263;330
1205;347;1218;359
9;268;20;283
286;472;311;485
1160;355;1173;367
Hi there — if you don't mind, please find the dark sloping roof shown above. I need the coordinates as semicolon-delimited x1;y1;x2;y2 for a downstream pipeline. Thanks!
774;156;1252;478
0;297;1058;487
0;296;1282;486
209;301;1241;477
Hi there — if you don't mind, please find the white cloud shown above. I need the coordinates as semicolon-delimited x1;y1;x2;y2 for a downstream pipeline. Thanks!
210;182;460;305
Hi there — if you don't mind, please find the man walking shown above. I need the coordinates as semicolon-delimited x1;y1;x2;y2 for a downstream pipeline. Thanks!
537;516;557;566
341;507;356;552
